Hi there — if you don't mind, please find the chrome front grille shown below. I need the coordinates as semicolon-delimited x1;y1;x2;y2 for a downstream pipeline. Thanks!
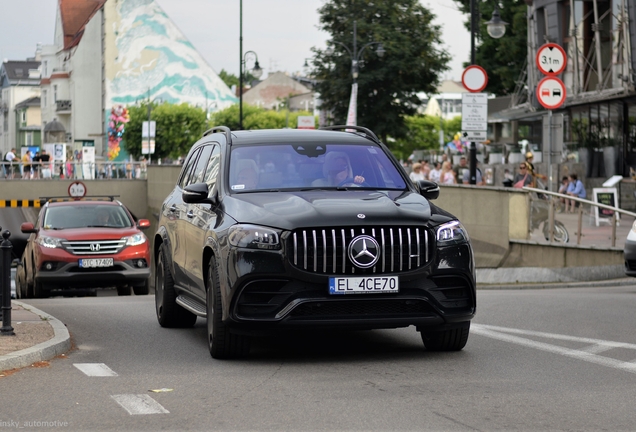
290;226;430;275
61;239;126;255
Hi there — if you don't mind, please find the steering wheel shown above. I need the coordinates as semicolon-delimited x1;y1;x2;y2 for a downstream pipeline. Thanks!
337;177;368;187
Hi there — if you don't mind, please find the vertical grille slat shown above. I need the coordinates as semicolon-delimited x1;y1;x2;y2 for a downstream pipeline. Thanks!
289;226;432;276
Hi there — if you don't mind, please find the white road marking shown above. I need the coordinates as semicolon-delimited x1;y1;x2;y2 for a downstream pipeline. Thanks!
472;324;636;374
111;394;170;415
73;363;118;377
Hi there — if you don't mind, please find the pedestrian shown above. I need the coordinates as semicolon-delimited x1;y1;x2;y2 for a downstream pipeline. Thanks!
22;150;32;179
429;162;442;183
40;149;52;178
525;152;547;187
4;147;17;179
462;160;484;185
565;173;586;213
32;151;41;179
453;156;468;181
409;162;426;183
513;163;533;188
440;161;457;185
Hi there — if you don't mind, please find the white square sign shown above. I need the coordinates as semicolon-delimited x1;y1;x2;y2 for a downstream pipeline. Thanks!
461;93;488;131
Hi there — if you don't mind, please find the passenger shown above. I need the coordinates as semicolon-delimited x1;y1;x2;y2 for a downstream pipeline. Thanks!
233;159;259;190
313;152;365;186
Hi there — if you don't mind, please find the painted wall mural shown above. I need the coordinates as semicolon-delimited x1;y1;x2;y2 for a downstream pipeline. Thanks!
105;0;237;111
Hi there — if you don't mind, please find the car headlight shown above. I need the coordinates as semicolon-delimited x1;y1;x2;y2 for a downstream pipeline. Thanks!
36;235;65;249
436;221;469;246
228;224;281;250
123;233;147;246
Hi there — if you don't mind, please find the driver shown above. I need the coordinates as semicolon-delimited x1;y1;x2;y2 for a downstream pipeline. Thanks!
314;152;365;186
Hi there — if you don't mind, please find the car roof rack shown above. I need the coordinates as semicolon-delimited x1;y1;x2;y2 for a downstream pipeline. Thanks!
39;195;120;203
202;125;232;144
319;125;380;144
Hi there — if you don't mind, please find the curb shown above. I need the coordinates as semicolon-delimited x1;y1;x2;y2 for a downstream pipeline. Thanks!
0;301;71;372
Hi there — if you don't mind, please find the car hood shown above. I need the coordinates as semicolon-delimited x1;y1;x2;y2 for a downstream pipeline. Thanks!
222;190;437;230
39;227;143;240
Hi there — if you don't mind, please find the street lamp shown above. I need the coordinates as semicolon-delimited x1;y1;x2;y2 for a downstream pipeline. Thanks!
467;1;508;184
326;20;384;126
238;0;262;130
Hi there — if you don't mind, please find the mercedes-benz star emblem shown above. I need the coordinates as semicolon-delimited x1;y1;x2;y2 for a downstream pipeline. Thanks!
90;243;101;252
348;235;380;268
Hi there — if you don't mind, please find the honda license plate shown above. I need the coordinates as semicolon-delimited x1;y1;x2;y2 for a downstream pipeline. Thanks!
79;258;114;268
329;276;399;294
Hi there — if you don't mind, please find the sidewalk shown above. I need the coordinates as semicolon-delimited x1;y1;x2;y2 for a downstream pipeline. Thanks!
0;301;71;373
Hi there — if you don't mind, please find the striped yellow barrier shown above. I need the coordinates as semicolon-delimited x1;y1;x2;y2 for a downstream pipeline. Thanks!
0;200;43;208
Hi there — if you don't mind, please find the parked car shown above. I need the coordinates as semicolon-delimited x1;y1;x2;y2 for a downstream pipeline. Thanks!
154;125;476;359
624;220;636;277
17;196;151;298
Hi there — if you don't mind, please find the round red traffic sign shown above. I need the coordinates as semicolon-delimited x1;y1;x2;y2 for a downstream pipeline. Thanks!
461;65;488;93
536;76;566;109
68;181;87;199
536;43;567;76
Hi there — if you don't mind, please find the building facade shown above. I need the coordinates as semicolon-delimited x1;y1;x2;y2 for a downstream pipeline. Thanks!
502;0;636;178
0;60;41;157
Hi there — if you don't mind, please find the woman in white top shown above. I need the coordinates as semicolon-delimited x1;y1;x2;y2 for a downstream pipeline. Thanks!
429;162;442;183
409;162;426;183
440;161;457;185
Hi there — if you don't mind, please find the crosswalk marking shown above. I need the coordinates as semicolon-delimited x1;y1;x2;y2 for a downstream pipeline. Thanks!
73;363;118;377
472;324;636;374
111;394;170;415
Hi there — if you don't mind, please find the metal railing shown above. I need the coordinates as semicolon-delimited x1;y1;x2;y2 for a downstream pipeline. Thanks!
0;161;148;180
523;186;636;247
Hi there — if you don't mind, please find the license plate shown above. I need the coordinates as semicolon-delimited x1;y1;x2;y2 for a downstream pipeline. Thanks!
79;258;114;268
329;276;399;294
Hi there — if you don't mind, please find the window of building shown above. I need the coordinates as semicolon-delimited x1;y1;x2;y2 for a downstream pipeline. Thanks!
20;110;26;124
42;90;47;107
25;132;33;146
53;85;58;103
43;61;48;77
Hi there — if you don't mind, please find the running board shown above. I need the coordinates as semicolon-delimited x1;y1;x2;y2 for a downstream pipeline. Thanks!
176;295;207;317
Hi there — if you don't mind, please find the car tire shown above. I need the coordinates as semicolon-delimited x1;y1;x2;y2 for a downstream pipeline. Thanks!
155;244;196;328
117;285;132;296
207;256;250;359
420;322;470;351
133;279;150;295
33;280;51;299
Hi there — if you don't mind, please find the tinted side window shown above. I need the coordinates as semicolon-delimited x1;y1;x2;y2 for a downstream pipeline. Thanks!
178;148;202;189
190;145;214;185
204;145;221;193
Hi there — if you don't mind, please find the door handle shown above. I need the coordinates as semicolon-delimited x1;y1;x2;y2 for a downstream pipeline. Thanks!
186;210;194;218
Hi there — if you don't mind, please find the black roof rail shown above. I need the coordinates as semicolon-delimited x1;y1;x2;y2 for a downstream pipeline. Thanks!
202;125;232;144
39;195;120;203
319;125;380;144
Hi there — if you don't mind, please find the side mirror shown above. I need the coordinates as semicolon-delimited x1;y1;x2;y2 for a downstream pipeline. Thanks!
182;182;218;205
417;180;439;200
137;219;151;230
20;222;37;233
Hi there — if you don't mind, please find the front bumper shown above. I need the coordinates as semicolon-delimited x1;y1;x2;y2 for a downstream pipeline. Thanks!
222;243;476;332
35;259;150;289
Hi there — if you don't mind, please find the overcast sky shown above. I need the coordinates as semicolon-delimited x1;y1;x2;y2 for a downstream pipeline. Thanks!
0;0;470;81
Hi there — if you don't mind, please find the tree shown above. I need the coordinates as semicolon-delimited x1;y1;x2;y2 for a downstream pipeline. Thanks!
123;103;207;160
218;69;259;90
451;0;527;96
394;114;464;161
209;104;315;130
311;0;450;146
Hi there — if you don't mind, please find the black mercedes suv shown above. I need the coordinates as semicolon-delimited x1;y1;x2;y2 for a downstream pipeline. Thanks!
154;125;476;359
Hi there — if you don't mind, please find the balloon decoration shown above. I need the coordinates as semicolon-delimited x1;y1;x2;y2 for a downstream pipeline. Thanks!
107;105;130;160
445;133;464;153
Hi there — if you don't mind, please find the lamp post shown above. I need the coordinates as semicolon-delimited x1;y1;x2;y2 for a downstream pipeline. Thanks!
238;0;263;130
326;20;385;126
468;1;507;184
142;90;161;165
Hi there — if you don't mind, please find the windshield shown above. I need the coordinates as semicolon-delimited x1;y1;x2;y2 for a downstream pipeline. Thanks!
43;205;133;229
229;143;407;192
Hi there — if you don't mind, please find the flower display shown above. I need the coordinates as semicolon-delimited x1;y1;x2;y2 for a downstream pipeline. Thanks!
107;105;130;160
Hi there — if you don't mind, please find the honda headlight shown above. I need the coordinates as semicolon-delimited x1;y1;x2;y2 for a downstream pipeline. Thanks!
36;235;65;249
228;224;281;250
123;233;147;246
436;221;469;246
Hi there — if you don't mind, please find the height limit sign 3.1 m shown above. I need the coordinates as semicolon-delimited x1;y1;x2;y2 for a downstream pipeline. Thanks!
536;43;567;76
